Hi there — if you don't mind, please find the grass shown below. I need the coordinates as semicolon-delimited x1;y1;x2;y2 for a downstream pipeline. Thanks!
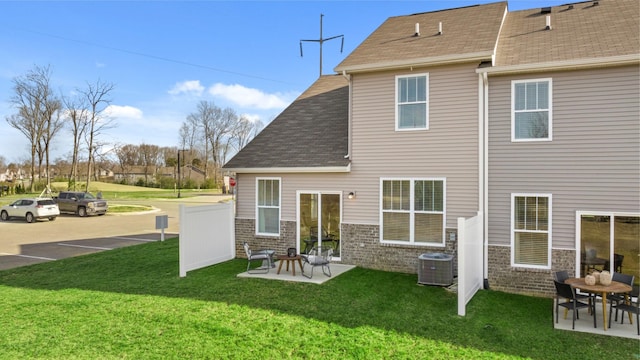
107;204;155;213
0;182;223;206
0;239;637;359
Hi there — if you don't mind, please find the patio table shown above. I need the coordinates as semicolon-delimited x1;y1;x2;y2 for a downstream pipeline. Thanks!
277;254;303;276
565;277;632;331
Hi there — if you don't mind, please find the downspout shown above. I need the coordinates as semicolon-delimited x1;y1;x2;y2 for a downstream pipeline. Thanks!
481;71;490;289
342;70;352;161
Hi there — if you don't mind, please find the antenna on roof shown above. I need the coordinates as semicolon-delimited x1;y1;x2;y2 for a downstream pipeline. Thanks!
300;14;344;78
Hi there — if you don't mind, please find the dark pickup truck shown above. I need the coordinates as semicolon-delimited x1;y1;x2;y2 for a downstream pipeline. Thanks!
54;191;108;217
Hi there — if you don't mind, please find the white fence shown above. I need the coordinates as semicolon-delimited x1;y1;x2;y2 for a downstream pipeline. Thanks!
179;202;235;277
457;212;484;316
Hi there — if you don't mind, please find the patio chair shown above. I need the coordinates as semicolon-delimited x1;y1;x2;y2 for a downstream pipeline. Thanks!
243;242;271;274
301;247;333;279
610;291;639;335
554;280;593;330
552;270;592;315
606;273;636;324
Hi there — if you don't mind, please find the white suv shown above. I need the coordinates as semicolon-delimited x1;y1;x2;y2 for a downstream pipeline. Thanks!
0;198;60;223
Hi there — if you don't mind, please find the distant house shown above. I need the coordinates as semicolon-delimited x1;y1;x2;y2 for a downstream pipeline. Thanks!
223;0;639;296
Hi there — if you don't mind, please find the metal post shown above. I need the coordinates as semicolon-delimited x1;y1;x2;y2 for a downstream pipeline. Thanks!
177;151;181;198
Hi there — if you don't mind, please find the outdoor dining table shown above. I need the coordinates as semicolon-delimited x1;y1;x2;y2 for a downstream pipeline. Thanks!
565;277;632;331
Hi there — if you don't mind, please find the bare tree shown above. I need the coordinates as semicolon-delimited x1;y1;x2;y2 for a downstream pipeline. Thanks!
210;107;237;182
80;80;115;191
41;91;63;188
62;94;90;190
6;65;59;192
186;101;220;181
231;115;263;153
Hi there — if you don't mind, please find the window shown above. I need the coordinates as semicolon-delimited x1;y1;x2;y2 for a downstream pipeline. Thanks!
396;74;428;130
256;178;280;236
512;79;552;141
381;178;445;245
511;194;551;268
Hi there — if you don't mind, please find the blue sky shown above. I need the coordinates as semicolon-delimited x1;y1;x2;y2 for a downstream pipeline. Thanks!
0;0;558;164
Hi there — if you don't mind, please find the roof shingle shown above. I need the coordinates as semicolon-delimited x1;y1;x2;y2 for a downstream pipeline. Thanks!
223;75;349;171
335;2;507;72
496;0;639;66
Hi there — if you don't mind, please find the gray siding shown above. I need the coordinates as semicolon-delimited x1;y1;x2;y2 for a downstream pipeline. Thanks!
348;63;481;227
235;173;351;221
236;63;482;229
487;65;640;249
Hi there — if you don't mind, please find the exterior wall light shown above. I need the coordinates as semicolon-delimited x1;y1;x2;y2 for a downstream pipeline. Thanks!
348;191;356;199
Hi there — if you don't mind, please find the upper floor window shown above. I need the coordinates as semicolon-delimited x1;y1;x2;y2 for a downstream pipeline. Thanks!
256;178;280;236
396;74;428;131
512;79;552;141
511;193;551;268
380;178;445;246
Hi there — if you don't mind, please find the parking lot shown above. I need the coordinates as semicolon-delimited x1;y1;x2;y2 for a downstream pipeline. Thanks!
0;195;232;270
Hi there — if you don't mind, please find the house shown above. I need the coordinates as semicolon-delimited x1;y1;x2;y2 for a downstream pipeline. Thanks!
479;0;639;294
223;0;639;296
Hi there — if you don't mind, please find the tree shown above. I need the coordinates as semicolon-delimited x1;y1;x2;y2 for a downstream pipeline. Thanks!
231;115;263;154
114;144;138;184
62;94;90;190
6;65;60;192
186;101;220;181
81;80;115;191
209;107;236;183
139;143;160;185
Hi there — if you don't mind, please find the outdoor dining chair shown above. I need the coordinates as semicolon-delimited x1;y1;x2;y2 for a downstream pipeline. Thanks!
610;292;639;335
554;280;593;330
552;270;592;314
607;273;637;325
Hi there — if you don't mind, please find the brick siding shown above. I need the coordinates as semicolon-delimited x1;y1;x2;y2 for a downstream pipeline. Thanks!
488;245;576;297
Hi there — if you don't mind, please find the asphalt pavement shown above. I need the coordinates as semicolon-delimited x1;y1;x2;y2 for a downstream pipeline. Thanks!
0;194;232;270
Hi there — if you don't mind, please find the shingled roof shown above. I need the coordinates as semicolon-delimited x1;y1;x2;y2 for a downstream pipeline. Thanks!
495;0;639;68
335;2;507;73
223;75;349;172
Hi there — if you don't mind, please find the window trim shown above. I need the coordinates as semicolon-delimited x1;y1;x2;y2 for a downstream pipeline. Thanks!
255;177;281;237
510;193;552;269
511;78;552;142
395;73;429;131
379;177;446;247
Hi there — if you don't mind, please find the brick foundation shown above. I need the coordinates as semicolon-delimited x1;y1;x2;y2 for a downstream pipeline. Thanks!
235;219;457;276
234;218;297;257
487;245;576;297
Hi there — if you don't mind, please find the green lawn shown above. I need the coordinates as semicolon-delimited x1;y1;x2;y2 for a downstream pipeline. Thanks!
0;239;636;359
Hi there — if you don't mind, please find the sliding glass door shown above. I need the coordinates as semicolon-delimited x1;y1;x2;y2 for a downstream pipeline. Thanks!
298;192;341;257
578;212;639;285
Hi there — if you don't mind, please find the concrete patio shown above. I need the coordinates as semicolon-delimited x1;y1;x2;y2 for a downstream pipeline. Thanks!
237;260;355;284
553;298;639;339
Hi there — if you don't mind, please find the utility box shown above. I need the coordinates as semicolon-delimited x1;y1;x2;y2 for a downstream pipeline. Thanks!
418;253;453;286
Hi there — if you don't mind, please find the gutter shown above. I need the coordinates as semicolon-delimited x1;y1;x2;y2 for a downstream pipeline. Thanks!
223;165;351;174
335;51;494;74
476;54;639;75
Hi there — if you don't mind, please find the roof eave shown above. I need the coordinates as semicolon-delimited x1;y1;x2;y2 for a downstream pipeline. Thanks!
477;54;640;75
224;164;351;174
335;51;494;74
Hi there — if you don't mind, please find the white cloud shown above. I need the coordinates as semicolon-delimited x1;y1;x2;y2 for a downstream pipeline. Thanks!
208;83;296;110
104;105;143;119
168;80;205;96
241;113;262;123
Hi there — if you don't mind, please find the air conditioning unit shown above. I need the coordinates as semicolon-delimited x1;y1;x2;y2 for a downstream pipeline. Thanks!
418;253;453;286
